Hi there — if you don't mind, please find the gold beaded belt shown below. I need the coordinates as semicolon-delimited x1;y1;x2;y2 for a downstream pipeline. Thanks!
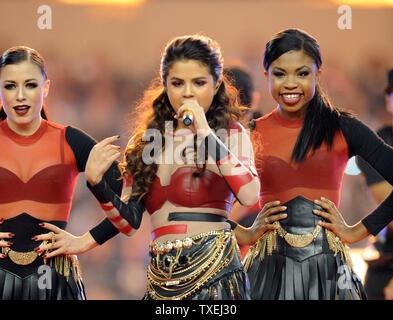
243;221;353;270
149;230;223;255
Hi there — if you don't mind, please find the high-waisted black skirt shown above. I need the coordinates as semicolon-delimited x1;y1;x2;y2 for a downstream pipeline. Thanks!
144;229;250;300
0;213;86;300
243;196;367;300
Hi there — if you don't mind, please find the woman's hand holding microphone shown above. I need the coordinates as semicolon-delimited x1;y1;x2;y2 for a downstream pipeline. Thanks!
174;100;212;138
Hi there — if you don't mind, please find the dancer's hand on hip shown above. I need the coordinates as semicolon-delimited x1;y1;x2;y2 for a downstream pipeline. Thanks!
32;222;98;258
313;196;369;244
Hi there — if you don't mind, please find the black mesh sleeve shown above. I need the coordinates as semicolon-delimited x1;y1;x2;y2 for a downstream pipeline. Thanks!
340;117;393;235
65;126;122;244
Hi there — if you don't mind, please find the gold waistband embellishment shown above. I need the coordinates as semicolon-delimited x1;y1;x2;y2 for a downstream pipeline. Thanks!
276;221;322;248
149;230;223;255
1;241;83;283
1;241;48;266
243;221;353;271
325;229;353;270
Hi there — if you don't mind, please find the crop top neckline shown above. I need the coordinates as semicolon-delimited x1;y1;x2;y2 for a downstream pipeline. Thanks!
144;166;233;214
1;119;48;145
272;108;304;129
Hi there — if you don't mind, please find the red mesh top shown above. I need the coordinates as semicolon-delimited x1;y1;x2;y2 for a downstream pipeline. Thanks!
0;120;79;221
253;108;349;207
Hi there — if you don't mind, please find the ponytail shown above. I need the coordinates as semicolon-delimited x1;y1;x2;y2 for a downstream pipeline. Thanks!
291;85;349;163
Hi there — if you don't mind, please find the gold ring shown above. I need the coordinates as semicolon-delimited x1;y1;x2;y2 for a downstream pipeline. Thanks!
49;231;56;248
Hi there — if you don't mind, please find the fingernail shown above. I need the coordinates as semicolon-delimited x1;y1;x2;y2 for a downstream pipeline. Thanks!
7;242;12;246
42;254;47;259
31;236;38;241
39;223;45;227
0;254;6;258
314;200;320;203
281;206;287;210
34;247;40;252
8;233;15;237
321;197;326;200
275;201;280;204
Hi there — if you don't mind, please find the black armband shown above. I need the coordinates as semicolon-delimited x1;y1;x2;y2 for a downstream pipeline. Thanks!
89;218;119;245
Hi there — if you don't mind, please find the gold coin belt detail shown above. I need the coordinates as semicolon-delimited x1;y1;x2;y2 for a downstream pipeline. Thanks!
149;230;223;255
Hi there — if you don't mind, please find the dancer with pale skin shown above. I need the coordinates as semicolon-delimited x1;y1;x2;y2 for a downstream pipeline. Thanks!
0;46;136;300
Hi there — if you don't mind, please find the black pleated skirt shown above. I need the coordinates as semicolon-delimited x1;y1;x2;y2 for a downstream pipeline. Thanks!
0;213;86;300
244;196;367;300
144;229;250;300
0;265;85;300
246;251;366;300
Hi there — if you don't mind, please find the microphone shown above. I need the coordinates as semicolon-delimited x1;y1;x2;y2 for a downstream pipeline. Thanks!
182;110;194;126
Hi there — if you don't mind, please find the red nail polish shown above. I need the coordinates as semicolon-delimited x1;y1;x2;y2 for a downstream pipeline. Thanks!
7;242;12;246
8;233;15;237
42;254;47;259
34;247;40;252
39;223;45;227
31;236;38;241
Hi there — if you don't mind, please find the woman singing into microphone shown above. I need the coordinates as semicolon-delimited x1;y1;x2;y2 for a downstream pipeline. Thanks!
84;35;269;300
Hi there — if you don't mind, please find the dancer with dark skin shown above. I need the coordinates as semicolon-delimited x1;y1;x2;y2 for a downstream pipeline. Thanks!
241;29;393;300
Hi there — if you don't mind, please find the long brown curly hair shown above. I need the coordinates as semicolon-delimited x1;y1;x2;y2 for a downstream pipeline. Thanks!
119;35;246;200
